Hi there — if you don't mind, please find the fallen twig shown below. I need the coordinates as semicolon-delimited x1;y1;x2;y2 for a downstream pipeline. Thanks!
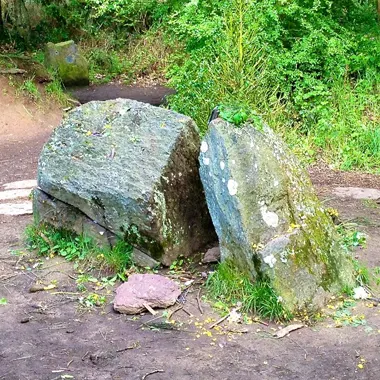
252;318;269;327
196;288;203;315
225;328;249;334
210;306;241;329
288;336;309;360
67;98;81;106
0;274;18;282
210;314;229;329
167;305;183;320
81;351;89;361
11;355;34;361
138;314;164;329
116;342;139;353
142;369;164;379
50;291;82;295
143;303;157;316
181;307;193;317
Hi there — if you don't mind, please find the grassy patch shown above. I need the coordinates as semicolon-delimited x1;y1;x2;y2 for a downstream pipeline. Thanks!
206;260;292;321
336;222;367;253
335;221;373;296
45;76;70;106
18;77;40;100
25;223;133;278
81;30;175;85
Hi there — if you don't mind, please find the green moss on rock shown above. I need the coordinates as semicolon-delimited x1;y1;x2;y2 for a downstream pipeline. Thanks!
199;119;354;313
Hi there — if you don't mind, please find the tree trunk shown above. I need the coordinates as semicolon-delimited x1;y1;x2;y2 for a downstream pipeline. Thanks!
0;0;4;39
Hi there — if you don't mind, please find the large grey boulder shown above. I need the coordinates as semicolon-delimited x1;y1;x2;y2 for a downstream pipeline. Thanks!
36;99;216;265
45;40;89;86
199;119;354;312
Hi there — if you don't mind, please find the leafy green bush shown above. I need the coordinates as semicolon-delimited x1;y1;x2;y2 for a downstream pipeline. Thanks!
3;0;380;171
166;0;380;171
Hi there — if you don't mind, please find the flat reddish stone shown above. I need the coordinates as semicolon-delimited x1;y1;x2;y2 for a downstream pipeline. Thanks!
114;274;181;314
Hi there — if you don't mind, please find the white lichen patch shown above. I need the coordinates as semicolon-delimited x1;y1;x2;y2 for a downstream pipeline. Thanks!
220;161;225;170
227;179;238;196
273;180;279;187
353;286;369;300
203;157;210;166
264;254;277;268
201;141;209;153
261;206;279;228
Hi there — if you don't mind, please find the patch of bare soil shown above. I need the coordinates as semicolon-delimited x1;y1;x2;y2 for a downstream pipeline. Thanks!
0;76;62;183
1;77;380;380
309;162;380;188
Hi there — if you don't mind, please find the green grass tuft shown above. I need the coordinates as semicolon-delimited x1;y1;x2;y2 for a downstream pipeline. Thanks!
25;224;133;277
206;260;292;321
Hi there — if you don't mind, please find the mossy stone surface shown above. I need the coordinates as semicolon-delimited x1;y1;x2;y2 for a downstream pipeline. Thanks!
45;40;89;86
199;119;354;312
37;99;216;265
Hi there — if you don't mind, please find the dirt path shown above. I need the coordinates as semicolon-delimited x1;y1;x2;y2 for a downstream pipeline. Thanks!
1;77;380;380
0;77;62;183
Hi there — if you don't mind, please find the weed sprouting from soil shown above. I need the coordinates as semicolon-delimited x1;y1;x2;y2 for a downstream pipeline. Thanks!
25;223;133;277
18;77;40;100
206;260;292;322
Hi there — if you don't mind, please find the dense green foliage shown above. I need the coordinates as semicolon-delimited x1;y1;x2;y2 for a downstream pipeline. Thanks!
166;0;380;170
1;0;380;170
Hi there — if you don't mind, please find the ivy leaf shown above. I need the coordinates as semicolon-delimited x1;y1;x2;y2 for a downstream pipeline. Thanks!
0;298;8;305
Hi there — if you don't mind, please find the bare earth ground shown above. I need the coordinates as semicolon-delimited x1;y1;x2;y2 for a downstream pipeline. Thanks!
1;77;380;380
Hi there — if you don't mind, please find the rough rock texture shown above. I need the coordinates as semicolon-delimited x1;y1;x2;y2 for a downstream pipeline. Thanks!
36;99;216;265
113;274;181;314
131;247;160;269
199;119;354;312
202;246;221;263
33;188;113;247
45;41;89;86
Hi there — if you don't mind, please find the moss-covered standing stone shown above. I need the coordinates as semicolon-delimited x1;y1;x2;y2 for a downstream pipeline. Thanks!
36;99;216;265
199;119;354;312
45;40;89;86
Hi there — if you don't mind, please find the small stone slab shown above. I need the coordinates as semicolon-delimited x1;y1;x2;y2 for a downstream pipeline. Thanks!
2;180;37;190
0;202;33;216
132;248;160;269
0;189;32;201
333;187;380;200
114;274;181;314
202;246;221;263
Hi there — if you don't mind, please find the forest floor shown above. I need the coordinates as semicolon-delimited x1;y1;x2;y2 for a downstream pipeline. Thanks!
1;76;380;380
